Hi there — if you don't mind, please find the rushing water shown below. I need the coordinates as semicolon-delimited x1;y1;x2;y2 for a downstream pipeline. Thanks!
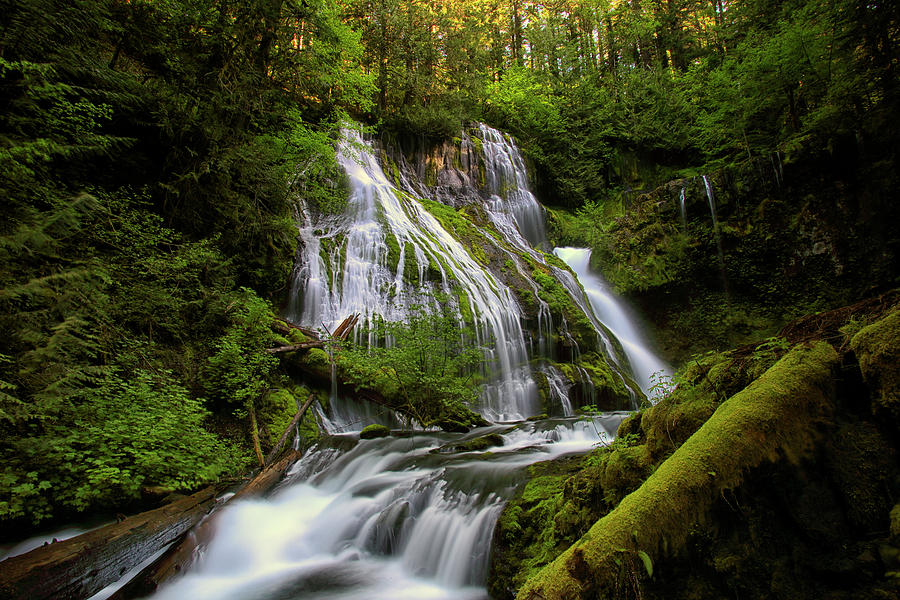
553;248;671;398
148;416;627;600
134;125;668;599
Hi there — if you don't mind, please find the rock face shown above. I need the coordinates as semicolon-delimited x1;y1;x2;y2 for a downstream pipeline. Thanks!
555;154;900;365
489;295;900;600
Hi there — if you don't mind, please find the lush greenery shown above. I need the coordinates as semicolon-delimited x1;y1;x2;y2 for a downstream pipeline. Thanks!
0;0;371;526
1;0;898;541
493;298;900;599
340;299;485;430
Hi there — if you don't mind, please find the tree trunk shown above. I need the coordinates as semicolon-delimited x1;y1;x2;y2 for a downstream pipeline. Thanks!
0;487;222;600
265;392;317;465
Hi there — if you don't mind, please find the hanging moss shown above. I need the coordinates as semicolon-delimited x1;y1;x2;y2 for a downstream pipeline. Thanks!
516;341;839;600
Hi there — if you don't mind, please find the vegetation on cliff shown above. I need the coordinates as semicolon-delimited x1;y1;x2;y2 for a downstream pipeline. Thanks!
490;295;900;600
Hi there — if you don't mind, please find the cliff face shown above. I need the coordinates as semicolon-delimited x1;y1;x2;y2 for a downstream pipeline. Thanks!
489;292;900;600
547;153;900;365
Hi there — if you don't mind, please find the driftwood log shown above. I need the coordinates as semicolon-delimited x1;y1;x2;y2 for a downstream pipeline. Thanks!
0;486;222;600
264;340;324;353
107;450;303;600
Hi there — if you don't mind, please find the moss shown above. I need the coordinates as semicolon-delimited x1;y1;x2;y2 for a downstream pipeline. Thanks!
490;455;597;599
299;347;332;380
431;432;504;454
419;197;494;266
516;341;839;600
260;387;321;449
531;268;595;347
850;306;900;429
360;423;391;439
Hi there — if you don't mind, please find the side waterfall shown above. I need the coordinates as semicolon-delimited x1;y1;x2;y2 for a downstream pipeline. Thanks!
554;248;671;397
137;125;665;600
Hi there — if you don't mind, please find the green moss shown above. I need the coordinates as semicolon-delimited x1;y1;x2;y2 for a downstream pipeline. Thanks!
300;347;332;380
260;386;321;449
431;432;504;454
360;423;391;439
419;197;493;266
531;268;594;347
850;306;900;428
516;341;840;600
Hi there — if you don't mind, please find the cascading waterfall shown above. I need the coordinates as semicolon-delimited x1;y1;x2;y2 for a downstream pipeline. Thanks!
679;187;687;230
288;127;537;423
477;124;548;250
134;124;667;600
148;417;627;600
702;175;729;298
554;248;671;398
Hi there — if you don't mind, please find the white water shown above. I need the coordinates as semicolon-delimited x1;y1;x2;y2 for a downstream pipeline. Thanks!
150;416;626;600
137;125;667;600
679;187;687;230
702;175;729;297
553;248;671;397
477;125;547;250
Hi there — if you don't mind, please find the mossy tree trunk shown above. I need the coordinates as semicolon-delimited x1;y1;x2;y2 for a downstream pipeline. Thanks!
517;342;840;600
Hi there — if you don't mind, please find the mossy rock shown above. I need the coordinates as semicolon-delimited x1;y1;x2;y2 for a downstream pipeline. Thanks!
850;306;900;429
516;341;840;600
431;432;504;454
360;424;391;439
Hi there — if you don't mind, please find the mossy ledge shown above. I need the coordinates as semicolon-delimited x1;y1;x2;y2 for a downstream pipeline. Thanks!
516;341;839;600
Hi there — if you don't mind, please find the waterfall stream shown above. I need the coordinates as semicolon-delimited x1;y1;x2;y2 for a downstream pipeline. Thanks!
136;125;666;599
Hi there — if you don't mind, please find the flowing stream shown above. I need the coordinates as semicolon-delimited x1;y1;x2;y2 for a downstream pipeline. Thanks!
141;125;667;599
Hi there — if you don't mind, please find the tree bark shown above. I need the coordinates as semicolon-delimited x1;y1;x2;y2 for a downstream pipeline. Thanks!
265;392;317;465
0;486;222;600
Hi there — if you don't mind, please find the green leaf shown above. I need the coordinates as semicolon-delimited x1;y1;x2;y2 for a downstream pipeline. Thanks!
637;550;653;578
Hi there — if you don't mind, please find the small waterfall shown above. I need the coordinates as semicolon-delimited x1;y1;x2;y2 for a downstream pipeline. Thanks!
148;418;625;600
702;175;729;298
553;248;671;397
539;364;574;416
771;151;783;188
679;187;687;230
477;124;548;250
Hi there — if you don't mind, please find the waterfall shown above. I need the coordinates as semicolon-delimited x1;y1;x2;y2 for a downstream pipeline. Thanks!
702;175;729;298
477;124;548;250
553;248;671;398
127;124;669;600
147;417;627;600
288;127;537;423
679;187;687;230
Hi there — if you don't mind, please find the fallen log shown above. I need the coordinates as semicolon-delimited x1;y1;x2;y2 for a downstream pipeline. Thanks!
0;486;222;600
264;340;325;353
516;342;839;600
108;450;302;600
271;318;319;340
332;313;359;341
265;393;317;465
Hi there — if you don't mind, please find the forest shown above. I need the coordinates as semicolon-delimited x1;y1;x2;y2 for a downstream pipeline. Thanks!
1;0;898;598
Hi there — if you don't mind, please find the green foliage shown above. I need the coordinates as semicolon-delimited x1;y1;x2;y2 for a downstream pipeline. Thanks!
341;298;482;428
0;369;242;523
204;289;281;414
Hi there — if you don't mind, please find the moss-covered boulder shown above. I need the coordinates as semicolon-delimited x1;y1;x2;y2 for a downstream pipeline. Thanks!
359;424;391;439
851;306;900;430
